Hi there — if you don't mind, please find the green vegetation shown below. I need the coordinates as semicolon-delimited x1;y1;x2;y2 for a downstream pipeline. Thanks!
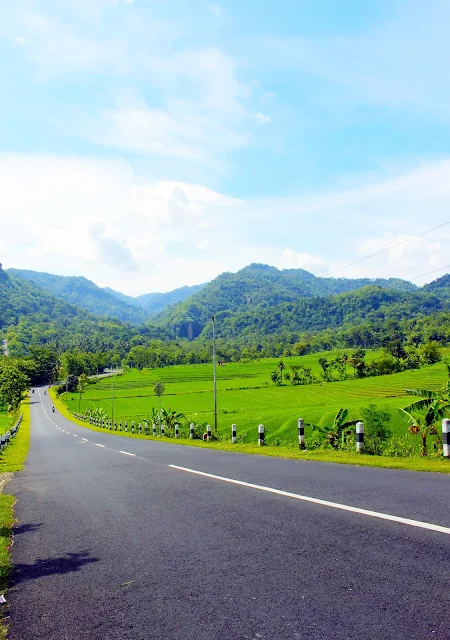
58;352;450;458
0;399;31;638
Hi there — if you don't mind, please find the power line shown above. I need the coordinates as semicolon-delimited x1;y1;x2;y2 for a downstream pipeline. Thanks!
329;221;450;276
410;264;450;282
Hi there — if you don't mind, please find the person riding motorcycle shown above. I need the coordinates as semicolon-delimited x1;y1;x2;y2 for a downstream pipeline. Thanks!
52;406;55;413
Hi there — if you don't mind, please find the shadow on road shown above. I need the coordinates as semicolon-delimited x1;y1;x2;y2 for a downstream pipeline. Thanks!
13;523;43;536
12;551;98;586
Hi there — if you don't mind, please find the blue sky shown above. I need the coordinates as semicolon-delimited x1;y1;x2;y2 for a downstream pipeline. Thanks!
1;0;450;294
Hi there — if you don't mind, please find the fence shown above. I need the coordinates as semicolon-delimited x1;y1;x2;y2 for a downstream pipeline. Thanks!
70;412;450;458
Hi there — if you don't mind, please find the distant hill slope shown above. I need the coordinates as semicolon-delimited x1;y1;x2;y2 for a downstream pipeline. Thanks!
8;269;148;324
155;263;419;337
104;283;207;314
0;267;138;355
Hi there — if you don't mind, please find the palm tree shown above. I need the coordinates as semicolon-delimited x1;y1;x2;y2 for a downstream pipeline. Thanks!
278;360;286;384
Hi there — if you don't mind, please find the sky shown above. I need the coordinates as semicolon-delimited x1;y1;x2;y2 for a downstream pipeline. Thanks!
1;0;450;295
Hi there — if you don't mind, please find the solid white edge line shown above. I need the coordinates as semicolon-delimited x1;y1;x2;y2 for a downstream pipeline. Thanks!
95;444;105;448
119;451;136;457
168;465;450;536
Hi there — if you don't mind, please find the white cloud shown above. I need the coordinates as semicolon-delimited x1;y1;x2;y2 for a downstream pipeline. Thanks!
2;153;450;294
254;112;272;124
14;35;26;45
282;250;328;274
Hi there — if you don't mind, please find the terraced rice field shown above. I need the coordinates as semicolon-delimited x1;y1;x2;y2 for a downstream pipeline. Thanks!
62;350;450;451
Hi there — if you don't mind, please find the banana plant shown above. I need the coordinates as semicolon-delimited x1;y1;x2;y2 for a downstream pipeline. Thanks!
307;408;358;449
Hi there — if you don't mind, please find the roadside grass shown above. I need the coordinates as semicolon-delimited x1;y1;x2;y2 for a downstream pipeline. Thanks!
51;389;450;474
0;398;31;638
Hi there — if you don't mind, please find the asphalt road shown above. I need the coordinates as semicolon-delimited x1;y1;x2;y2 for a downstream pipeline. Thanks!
7;389;450;639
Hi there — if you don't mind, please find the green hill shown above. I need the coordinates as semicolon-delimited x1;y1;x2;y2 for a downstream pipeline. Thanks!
8;269;147;324
155;263;421;337
0;267;150;356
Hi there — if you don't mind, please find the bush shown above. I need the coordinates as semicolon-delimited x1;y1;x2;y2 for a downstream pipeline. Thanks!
360;404;392;455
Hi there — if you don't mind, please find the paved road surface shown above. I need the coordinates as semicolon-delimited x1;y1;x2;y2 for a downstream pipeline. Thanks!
7;389;450;639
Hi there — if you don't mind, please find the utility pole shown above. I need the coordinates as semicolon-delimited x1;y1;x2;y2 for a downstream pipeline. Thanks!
111;363;114;425
212;315;217;434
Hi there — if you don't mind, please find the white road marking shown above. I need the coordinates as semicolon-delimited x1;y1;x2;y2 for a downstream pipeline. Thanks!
82;438;88;442
119;451;136;457
66;432;71;435
169;465;450;536
73;434;77;437
95;444;105;448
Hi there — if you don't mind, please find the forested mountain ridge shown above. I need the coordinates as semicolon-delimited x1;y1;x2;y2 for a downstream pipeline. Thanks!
104;283;207;314
10;269;206;321
0;267;165;356
155;263;419;337
8;269;148;324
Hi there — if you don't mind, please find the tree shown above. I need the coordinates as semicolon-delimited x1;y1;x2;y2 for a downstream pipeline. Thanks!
77;373;88;412
270;370;281;385
0;362;29;410
420;341;441;365
278;360;286;384
360;404;391;454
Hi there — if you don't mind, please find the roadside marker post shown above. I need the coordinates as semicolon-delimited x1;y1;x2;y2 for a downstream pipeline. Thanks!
131;421;135;434
175;423;179;438
356;421;364;453
161;424;165;437
232;423;237;444
190;423;195;439
443;419;450;458
152;423;157;437
298;418;305;450
206;424;212;441
258;424;265;446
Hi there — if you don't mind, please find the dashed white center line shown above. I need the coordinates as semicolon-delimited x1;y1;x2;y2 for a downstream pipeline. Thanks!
67;432;71;435
119;451;136;457
82;438;88;442
95;444;105;448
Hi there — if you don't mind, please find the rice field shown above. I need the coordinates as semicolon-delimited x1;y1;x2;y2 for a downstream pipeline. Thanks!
62;350;450;452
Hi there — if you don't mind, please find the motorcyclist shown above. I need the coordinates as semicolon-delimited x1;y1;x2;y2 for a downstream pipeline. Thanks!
52;406;55;413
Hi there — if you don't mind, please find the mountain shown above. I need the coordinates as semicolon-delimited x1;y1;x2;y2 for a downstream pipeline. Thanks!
8;269;148;324
0;267;133;355
155;263;419;337
103;283;207;314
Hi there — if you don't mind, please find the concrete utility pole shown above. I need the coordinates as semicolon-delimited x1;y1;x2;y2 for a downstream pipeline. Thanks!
212;315;217;434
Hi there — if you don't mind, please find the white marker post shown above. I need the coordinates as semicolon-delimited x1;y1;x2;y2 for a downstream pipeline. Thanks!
298;418;305;450
152;423;157;437
190;423;195;439
442;419;450;458
356;421;364;453
258;424;265;446
175;423;179;439
207;424;212;441
161;424;165;437
232;423;237;444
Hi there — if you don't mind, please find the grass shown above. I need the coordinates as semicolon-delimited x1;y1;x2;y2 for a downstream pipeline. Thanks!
51;384;450;474
61;351;450;456
0;398;31;638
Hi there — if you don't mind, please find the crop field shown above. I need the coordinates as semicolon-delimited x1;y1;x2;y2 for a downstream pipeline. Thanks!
62;350;450;453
